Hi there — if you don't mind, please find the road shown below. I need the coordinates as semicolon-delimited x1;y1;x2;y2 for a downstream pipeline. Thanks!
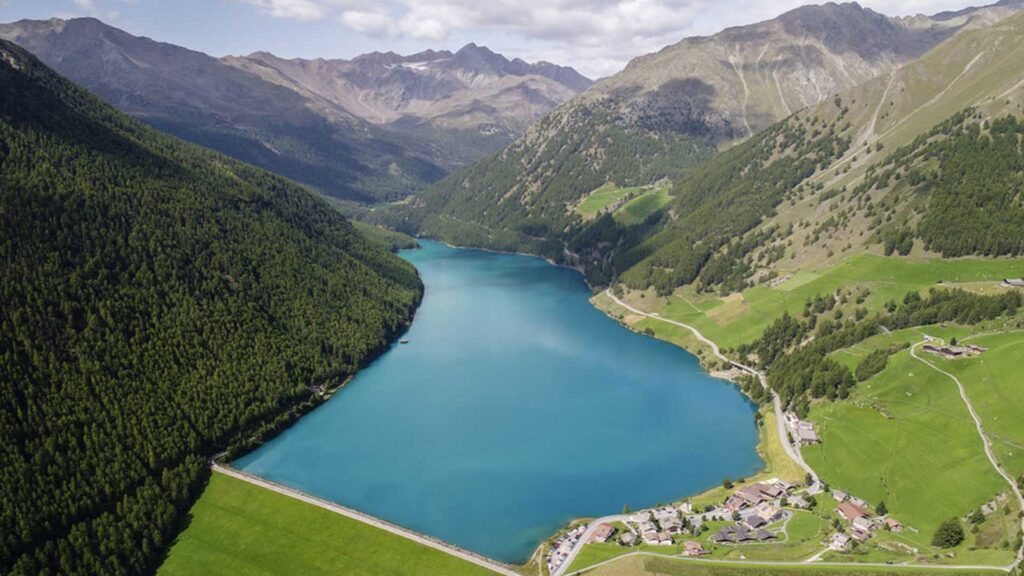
604;290;819;491
563;550;1012;575
910;339;1024;572
551;514;629;576
211;460;519;576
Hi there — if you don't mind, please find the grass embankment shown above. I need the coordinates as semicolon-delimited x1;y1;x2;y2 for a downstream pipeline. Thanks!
158;473;498;576
582;555;1005;576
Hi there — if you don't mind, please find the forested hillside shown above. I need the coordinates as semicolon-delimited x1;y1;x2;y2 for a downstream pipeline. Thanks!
0;39;422;576
383;1;1023;264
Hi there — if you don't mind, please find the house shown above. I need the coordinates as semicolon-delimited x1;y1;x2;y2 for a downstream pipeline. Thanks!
638;521;657;534
851;527;871;541
852;516;874;533
620;531;637;546
967;344;988;354
832;490;849;502
711;524;772;544
754;503;783;524
592;524;615;543
724;495;749;512
679;502;693;514
795;424;820;445
655;531;673;546
757;483;785;499
662;518;683;534
1002;278;1024;288
736;485;768;506
631;511;652;523
885;518;903;533
755;529;776;542
683;541;707;557
838;502;868;521
830;532;852;550
849;496;868;509
771;479;796;494
744;515;768;529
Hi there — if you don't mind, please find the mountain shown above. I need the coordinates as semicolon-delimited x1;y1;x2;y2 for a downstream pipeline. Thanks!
0;18;590;203
224;43;592;165
606;8;1024;295
0;37;421;576
397;0;1023;261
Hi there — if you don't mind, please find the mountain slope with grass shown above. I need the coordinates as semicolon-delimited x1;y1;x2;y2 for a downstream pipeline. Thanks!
0;38;421;576
386;0;1022;264
620;9;1024;296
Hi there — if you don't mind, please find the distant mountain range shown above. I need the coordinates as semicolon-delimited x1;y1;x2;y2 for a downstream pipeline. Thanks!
392;0;1024;271
0;18;591;203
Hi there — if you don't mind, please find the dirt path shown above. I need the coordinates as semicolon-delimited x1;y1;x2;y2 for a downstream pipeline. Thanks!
910;339;1024;571
211;461;518;576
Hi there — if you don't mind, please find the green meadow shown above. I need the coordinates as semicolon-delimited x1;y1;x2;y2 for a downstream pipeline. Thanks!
577;184;646;217
612;187;673;225
803;345;1013;564
652;253;1024;349
158;473;497;576
584;555;1005;576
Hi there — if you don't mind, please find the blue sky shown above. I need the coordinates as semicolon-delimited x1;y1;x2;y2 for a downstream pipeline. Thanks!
0;0;986;78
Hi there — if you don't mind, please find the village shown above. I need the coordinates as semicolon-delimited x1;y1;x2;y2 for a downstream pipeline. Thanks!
546;475;908;576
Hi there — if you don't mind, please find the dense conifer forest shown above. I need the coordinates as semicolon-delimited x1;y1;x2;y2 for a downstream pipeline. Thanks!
0;40;422;575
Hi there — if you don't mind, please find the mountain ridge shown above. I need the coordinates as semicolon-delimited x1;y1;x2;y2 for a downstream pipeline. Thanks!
0;17;591;202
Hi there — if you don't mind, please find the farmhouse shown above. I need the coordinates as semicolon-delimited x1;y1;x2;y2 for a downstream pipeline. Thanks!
832;490;849;502
830;532;852;550
1002;278;1024;288
683;541;708;557
837;502;868;521
852;516;874;533
885;518;903;532
620;531;637;546
592;524;614;543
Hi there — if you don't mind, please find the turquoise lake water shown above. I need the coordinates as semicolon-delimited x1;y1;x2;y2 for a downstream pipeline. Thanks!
235;240;762;562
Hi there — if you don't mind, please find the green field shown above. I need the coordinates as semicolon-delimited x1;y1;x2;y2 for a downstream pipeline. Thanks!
582;554;1005;576
943;330;1024;478
577;184;646;217
649;253;1024;349
803;345;1011;563
158;473;498;576
613;187;673;225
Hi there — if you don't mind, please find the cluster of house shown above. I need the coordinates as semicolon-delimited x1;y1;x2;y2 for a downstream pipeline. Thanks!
1002;278;1024;288
922;343;987;359
784;412;820;445
546;524;587;574
711;523;777;544
724;479;796;513
630;506;687;546
828;489;902;550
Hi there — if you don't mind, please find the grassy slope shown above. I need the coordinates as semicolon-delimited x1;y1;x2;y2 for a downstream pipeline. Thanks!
612;188;673;225
585;555;1004;576
804;327;1014;564
577;184;644;217
158;473;496;576
649;254;1024;349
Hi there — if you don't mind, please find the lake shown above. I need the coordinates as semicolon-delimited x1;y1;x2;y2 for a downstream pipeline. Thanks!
235;240;762;562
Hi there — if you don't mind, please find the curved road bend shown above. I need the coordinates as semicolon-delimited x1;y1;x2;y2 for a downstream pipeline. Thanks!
603;290;818;490
910;340;1024;572
210;462;519;576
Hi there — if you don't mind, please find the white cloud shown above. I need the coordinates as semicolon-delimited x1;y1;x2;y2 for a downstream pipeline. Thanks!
241;0;330;20
340;9;395;36
72;0;96;10
234;0;1002;77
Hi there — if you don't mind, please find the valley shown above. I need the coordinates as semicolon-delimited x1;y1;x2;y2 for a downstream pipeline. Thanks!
3;1;1024;575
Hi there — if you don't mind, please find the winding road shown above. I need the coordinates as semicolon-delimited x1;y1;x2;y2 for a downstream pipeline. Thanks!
604;290;819;490
910;339;1024;572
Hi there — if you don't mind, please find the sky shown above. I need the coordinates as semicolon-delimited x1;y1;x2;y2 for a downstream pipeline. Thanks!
0;0;993;78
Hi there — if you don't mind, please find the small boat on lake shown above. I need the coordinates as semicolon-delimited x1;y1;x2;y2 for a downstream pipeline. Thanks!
400;338;409;344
